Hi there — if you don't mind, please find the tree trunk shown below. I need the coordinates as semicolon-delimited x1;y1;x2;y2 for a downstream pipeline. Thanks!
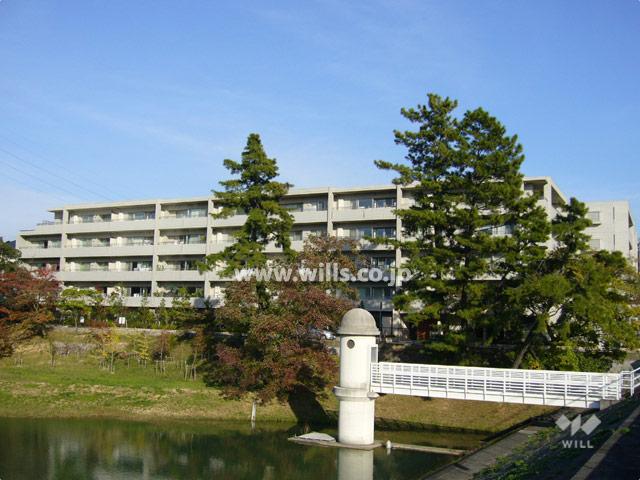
512;326;535;369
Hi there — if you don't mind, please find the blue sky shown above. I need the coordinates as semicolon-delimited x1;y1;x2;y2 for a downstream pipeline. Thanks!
1;0;639;239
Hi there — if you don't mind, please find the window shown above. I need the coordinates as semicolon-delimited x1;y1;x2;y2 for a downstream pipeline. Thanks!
131;261;152;272
587;211;601;223
130;286;150;297
356;198;373;209
218;230;236;242
283;203;303;212
373;227;396;239
492;224;515;236
176;207;207;218
370;257;395;269
308;200;327;211
358;286;394;300
186;233;206;244
290;230;303;241
305;228;326;238
374;197;396;208
126;237;153;246
350;226;372;239
589;238;601;250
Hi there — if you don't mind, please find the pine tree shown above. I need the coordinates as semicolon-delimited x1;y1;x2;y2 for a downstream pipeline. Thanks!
506;199;640;370
377;94;550;363
202;133;293;277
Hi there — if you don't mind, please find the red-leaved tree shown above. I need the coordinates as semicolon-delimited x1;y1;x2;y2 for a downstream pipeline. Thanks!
203;236;359;420
0;267;60;357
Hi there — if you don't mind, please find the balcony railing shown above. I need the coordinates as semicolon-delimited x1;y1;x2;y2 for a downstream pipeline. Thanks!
159;239;206;245
22;242;62;249
37;220;62;226
69;217;111;224
157;265;199;271
65;266;152;272
156;289;204;298
160;211;207;219
69;214;155;224
67;242;111;248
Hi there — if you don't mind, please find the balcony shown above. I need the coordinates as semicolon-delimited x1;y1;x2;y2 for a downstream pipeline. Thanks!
65;218;156;234
331;206;396;223
157;215;208;229
58;270;154;282
157;241;207;255
21;220;64;236
289;210;329;224
154;269;206;281
66;244;154;257
214;214;248;227
19;246;63;259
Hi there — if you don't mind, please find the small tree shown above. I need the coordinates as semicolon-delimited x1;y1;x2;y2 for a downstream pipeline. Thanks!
153;332;174;374
57;287;101;330
0;241;21;273
106;285;126;324
155;297;171;328
92;327;120;373
135;295;155;328
0;267;60;357
204;236;358;416
168;288;200;328
135;334;152;367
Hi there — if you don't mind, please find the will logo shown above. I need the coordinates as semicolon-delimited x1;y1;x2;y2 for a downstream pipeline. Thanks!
555;414;601;449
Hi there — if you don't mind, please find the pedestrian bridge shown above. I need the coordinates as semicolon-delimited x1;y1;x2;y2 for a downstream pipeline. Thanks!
371;362;640;409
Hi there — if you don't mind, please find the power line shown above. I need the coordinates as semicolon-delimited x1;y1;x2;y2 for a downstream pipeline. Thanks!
0;156;87;200
0;145;114;201
1;170;77;204
0;131;132;199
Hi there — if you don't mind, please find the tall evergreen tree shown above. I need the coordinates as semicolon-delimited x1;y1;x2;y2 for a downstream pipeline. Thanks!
505;199;639;370
202;133;293;277
377;94;550;363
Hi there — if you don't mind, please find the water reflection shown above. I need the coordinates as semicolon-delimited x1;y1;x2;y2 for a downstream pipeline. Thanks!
0;417;467;479
338;449;374;480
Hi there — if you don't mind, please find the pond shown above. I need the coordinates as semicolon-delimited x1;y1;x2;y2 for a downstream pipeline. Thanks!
0;417;486;479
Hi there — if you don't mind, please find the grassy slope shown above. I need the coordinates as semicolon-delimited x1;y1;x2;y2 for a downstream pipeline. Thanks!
0;332;553;433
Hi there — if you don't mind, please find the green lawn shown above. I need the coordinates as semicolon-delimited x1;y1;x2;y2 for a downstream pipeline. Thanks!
0;331;554;433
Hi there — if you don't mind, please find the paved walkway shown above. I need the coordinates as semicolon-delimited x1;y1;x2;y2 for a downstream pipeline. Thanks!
571;402;640;480
426;426;545;480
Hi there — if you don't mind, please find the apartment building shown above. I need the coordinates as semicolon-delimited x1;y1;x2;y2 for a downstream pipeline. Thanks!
585;201;638;269
17;177;632;335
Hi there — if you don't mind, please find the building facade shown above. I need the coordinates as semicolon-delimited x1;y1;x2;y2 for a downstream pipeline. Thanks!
16;177;636;335
585;201;638;268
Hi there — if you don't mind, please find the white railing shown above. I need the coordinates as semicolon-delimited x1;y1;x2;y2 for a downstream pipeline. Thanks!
621;366;640;394
370;362;627;409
